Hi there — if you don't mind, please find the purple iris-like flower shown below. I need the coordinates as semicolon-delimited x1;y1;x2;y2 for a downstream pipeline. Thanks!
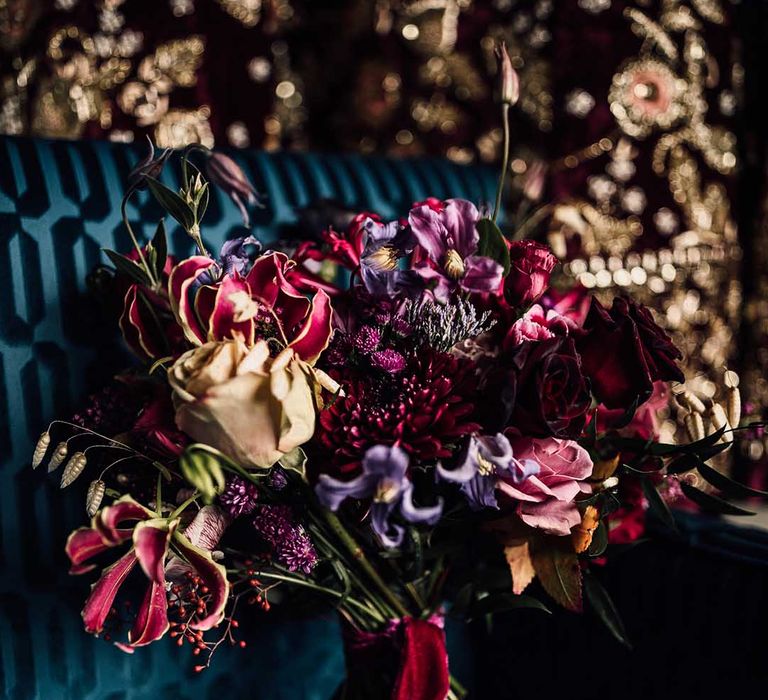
195;235;261;287
359;218;421;298
408;199;503;302
437;434;538;510
315;445;443;548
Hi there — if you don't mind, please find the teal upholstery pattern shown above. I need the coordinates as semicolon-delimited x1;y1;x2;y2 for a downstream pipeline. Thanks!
0;136;498;699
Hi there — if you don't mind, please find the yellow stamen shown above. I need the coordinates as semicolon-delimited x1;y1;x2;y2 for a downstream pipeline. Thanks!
444;249;465;280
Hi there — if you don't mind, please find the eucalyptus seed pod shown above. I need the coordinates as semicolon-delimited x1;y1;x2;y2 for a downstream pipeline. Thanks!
684;410;706;443
48;441;68;472
60;452;87;488
32;431;51;469
707;402;733;444
85;480;106;517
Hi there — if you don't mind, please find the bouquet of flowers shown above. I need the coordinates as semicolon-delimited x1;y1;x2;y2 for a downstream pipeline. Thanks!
33;45;759;700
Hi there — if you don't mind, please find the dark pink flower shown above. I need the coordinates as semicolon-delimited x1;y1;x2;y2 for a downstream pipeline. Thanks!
497;435;593;535
168;251;333;364
504;241;557;308
65;497;229;648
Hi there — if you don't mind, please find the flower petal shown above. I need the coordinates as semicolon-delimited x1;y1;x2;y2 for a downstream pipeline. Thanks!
400;484;443;526
169;256;218;345
82;550;138;634
208;274;255;343
133;518;176;585
408;205;447;262
128;579;170;646
441;199;479;257
288;289;333;364
119;286;165;361
315;472;378;511
65;527;113;574
95;496;154;546
171;531;230;631
461;256;504;294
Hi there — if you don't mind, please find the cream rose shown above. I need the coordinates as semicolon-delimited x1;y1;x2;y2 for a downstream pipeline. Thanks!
169;339;328;469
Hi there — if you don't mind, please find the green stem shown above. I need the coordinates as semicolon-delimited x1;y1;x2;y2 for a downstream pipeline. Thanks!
168;492;199;520
449;675;468;700
120;192;157;287
492;102;511;224
253;570;376;619
321;508;412;619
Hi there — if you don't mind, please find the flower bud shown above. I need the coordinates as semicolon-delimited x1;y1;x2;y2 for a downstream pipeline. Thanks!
494;41;519;106
205;152;261;227
128;137;171;189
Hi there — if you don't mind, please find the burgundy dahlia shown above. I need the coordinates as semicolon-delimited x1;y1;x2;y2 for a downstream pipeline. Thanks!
314;348;480;477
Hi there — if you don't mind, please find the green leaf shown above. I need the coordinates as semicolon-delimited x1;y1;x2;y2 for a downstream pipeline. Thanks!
145;176;196;231
695;462;768;499
279;446;307;479
680;482;755;516
666;453;703;475
149;219;168;279
583;572;632;649
641;479;678;532
587;520;608;558
179;447;227;503
470;592;551;619
476;217;511;276
531;538;582;612
103;249;151;286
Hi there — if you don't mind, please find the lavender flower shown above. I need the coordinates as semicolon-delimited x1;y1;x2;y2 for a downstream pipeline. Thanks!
405;298;495;353
252;505;318;574
316;445;442;548
219;476;259;518
437;434;538;510
359;218;420;297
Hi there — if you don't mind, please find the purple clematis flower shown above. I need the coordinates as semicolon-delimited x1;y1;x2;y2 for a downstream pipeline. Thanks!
409;199;503;302
437;434;538;510
359;218;421;298
194;235;261;287
316;445;443;548
127;137;172;190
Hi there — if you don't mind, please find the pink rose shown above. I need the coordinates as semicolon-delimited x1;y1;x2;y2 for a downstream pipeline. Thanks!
504;304;574;350
497;435;593;535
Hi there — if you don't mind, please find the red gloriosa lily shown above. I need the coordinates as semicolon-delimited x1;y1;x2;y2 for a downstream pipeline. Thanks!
65;496;229;648
168;251;332;364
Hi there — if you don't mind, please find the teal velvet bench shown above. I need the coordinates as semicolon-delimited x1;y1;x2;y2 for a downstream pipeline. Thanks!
0;136;497;700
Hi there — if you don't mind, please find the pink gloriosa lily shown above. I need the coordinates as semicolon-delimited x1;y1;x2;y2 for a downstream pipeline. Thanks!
65;496;229;648
168;251;332;364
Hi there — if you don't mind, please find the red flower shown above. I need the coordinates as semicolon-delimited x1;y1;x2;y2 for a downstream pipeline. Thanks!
168;251;332;364
577;296;683;410
314;348;480;477
65;497;229;648
504;240;557;308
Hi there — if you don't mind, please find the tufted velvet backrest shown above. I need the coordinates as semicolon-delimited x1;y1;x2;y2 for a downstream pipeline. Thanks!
0;135;497;699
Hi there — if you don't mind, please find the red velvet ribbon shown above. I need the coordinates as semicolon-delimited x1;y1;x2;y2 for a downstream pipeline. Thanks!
342;615;450;700
393;617;450;700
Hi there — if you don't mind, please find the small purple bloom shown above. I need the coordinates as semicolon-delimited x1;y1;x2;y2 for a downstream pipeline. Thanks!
219;235;261;276
270;466;288;490
371;349;406;373
353;325;381;354
219;476;259;518
316;445;442;548
127;137;171;190
408;199;503;301
360;218;421;298
437;434;538;510
206;152;262;227
252;505;318;574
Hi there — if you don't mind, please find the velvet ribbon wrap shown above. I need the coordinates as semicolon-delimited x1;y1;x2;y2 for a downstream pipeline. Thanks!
337;615;450;700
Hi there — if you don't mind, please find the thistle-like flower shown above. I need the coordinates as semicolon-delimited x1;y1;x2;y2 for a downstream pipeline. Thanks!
405;298;495;353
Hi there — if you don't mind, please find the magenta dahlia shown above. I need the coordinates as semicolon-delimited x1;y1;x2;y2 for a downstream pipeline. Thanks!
314;348;480;477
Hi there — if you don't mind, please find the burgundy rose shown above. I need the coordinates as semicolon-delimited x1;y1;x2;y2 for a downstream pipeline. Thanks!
504;240;557;308
577;296;683;410
493;336;591;439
